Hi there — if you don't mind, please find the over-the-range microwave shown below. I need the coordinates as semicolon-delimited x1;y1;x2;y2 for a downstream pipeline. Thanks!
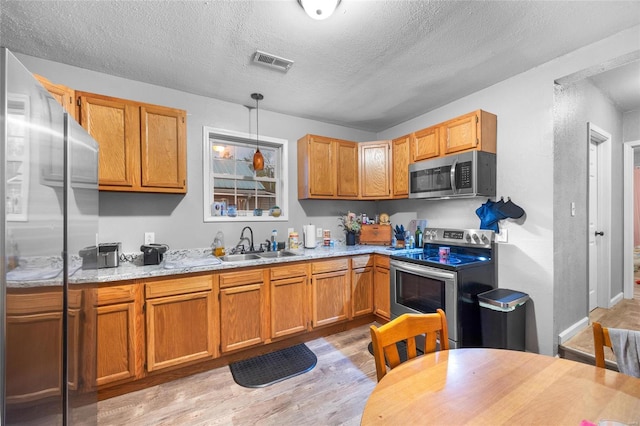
408;151;496;199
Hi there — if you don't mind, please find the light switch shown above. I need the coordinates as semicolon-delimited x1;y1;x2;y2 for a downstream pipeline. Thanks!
571;202;576;217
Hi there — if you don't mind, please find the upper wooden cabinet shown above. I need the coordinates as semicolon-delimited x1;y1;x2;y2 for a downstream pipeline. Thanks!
298;134;358;199
441;110;496;156
413;125;440;161
359;140;391;199
34;74;77;121
391;134;411;198
77;92;187;193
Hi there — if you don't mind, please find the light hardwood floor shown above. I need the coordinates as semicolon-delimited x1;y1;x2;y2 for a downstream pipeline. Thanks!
97;323;379;426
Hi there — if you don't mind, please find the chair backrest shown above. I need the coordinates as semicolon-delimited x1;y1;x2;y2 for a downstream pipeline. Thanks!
593;321;612;368
369;309;449;382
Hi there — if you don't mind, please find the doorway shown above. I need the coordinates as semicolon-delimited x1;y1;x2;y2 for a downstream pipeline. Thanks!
588;123;612;311
623;140;640;300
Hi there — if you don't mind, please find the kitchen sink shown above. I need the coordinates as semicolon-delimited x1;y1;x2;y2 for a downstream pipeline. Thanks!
257;250;300;259
218;253;262;262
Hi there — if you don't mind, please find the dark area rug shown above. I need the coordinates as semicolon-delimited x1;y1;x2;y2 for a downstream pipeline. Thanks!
229;343;317;388
367;341;423;366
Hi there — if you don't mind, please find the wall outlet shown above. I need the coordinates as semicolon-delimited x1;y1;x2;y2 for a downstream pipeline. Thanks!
144;232;155;245
495;229;508;243
316;227;323;238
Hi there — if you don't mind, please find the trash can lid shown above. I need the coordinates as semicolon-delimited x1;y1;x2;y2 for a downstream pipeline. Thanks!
478;288;529;310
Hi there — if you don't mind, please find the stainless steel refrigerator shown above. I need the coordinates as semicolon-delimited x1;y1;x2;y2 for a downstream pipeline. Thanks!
1;48;99;424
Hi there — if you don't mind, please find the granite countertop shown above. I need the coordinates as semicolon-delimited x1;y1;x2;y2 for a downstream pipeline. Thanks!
7;245;423;287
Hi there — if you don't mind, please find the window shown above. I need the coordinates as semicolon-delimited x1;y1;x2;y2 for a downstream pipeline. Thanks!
203;127;288;222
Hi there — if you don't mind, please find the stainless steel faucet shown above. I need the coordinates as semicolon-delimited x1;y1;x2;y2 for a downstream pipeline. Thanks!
239;226;255;252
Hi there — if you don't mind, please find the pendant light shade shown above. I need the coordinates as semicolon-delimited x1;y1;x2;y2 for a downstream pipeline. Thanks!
251;93;264;171
298;0;341;20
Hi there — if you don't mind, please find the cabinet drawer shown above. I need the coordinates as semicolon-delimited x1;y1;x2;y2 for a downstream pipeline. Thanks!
219;269;265;289
351;255;373;269
95;284;137;306
374;255;390;269
270;263;308;280
145;274;213;299
312;258;349;274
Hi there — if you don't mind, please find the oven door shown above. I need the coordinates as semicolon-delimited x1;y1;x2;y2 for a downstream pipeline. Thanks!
390;259;458;346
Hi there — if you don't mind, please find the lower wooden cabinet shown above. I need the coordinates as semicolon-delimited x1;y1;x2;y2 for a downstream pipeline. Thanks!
219;269;268;352
311;258;350;328
95;283;144;387
270;263;309;339
351;255;374;318
373;255;391;320
145;274;217;372
5;290;65;404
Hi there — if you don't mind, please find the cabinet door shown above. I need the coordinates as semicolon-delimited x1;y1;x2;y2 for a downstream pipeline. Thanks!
140;105;187;192
413;125;440;161
34;74;77;121
271;275;308;338
307;135;335;197
336;140;359;198
96;301;139;386
443;111;478;154
94;284;143;387
374;265;391;320
311;270;349;328
360;141;391;199
351;267;374;318
220;283;267;352
6;291;64;404
392;135;411;198
146;291;215;371
78;92;139;188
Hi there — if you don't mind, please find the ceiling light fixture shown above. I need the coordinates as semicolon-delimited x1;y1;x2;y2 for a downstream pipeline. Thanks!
297;0;341;20
251;93;264;171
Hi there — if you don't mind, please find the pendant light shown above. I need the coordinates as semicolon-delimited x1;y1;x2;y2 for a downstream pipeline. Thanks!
251;93;264;171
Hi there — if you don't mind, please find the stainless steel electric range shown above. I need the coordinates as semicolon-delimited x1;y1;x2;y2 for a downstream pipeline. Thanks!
390;227;497;348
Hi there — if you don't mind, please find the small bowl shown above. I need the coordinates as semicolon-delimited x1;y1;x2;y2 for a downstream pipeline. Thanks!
270;206;281;217
253;208;263;216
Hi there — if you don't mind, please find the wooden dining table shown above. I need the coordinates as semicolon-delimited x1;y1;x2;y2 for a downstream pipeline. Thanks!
361;348;640;425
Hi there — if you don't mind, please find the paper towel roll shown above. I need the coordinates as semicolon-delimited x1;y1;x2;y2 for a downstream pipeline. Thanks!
304;224;316;248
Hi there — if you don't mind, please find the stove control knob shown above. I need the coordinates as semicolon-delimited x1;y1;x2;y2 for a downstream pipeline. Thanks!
472;233;480;243
481;234;488;243
465;234;472;242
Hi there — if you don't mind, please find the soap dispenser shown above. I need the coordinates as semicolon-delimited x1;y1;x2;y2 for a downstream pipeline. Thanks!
271;230;277;251
213;231;225;256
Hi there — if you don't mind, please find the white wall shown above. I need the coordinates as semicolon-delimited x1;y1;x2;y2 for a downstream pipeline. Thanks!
376;26;640;355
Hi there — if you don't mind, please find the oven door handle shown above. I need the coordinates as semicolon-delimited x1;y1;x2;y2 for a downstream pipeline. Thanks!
450;158;458;194
391;261;455;280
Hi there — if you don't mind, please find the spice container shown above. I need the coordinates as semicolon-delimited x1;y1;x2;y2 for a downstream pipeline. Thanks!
289;231;299;249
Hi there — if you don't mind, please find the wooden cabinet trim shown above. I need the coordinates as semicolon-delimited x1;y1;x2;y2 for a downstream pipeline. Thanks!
311;258;349;274
145;274;213;299
270;263;308;280
219;269;264;288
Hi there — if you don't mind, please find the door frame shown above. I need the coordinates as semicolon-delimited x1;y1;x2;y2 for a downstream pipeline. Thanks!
623;140;640;299
587;122;612;309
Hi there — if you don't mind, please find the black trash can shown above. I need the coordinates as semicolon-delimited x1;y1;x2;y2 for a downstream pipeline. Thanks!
478;288;529;351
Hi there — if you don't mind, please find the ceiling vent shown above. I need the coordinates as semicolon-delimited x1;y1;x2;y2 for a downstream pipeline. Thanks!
252;50;294;73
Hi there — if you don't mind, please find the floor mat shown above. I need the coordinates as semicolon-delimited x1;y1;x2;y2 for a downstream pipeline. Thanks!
229;343;317;388
367;341;423;366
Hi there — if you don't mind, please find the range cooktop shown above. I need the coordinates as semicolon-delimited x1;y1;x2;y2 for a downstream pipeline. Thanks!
391;227;495;270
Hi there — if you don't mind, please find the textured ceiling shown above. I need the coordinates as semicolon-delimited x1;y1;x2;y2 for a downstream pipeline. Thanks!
1;0;639;132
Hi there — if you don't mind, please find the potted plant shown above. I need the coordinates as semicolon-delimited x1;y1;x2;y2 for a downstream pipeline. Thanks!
339;212;362;246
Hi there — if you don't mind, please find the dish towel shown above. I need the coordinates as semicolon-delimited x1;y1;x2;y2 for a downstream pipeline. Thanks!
608;328;640;378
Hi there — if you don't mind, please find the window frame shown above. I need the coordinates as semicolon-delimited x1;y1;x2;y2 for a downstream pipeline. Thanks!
202;126;289;222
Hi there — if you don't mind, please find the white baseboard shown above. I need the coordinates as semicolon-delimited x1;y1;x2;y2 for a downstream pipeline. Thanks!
558;316;589;345
610;292;624;307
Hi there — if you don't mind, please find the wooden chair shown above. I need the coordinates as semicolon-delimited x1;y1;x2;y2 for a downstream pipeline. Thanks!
593;321;612;368
370;310;449;382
